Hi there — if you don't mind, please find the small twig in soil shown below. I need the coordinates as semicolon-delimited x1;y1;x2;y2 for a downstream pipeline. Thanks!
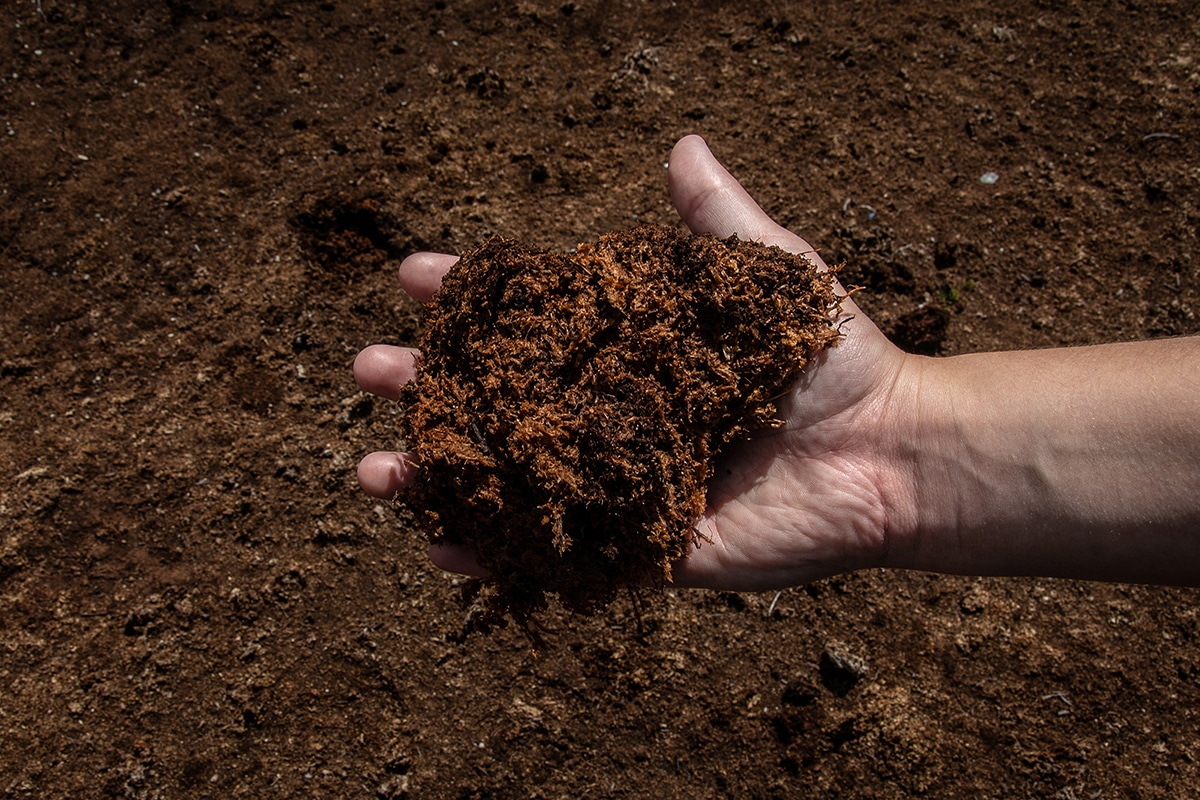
766;590;783;618
626;585;645;637
1041;691;1073;705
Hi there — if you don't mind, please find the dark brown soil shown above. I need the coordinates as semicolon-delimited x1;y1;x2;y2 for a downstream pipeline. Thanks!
400;226;840;630
2;1;1198;798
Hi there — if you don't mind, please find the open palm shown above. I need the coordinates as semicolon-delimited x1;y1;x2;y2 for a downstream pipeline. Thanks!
355;135;914;590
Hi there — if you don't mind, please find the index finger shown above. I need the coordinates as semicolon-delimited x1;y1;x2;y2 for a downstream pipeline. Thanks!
399;252;459;302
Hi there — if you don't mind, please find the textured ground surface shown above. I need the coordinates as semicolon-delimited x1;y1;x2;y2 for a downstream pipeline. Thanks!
2;1;1198;797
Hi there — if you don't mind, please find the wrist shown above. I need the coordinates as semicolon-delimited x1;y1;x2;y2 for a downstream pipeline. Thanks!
873;353;980;576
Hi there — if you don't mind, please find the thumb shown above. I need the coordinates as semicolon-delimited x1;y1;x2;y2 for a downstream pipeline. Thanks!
667;134;828;267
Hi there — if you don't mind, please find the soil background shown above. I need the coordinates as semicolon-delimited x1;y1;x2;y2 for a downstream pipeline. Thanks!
2;1;1198;797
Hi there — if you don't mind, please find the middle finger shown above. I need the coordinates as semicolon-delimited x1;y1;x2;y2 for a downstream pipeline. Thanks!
354;344;420;401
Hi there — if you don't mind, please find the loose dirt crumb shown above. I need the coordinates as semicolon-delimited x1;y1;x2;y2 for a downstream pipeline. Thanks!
398;225;842;632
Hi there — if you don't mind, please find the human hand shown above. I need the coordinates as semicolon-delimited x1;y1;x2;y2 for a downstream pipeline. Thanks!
355;134;920;590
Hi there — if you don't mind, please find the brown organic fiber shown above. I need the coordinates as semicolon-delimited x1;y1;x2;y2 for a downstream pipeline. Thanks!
398;225;842;632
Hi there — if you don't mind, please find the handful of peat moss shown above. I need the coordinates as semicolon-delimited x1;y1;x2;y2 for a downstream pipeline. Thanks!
397;224;842;633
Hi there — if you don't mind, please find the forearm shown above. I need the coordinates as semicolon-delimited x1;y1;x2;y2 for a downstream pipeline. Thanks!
889;337;1200;586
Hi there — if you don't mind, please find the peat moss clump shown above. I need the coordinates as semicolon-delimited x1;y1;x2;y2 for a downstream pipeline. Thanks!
398;224;842;632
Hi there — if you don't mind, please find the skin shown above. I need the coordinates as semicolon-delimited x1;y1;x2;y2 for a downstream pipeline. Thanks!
355;134;1200;589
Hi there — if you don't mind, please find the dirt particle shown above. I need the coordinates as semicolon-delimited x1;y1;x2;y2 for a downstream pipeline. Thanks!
819;642;869;696
887;305;950;355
